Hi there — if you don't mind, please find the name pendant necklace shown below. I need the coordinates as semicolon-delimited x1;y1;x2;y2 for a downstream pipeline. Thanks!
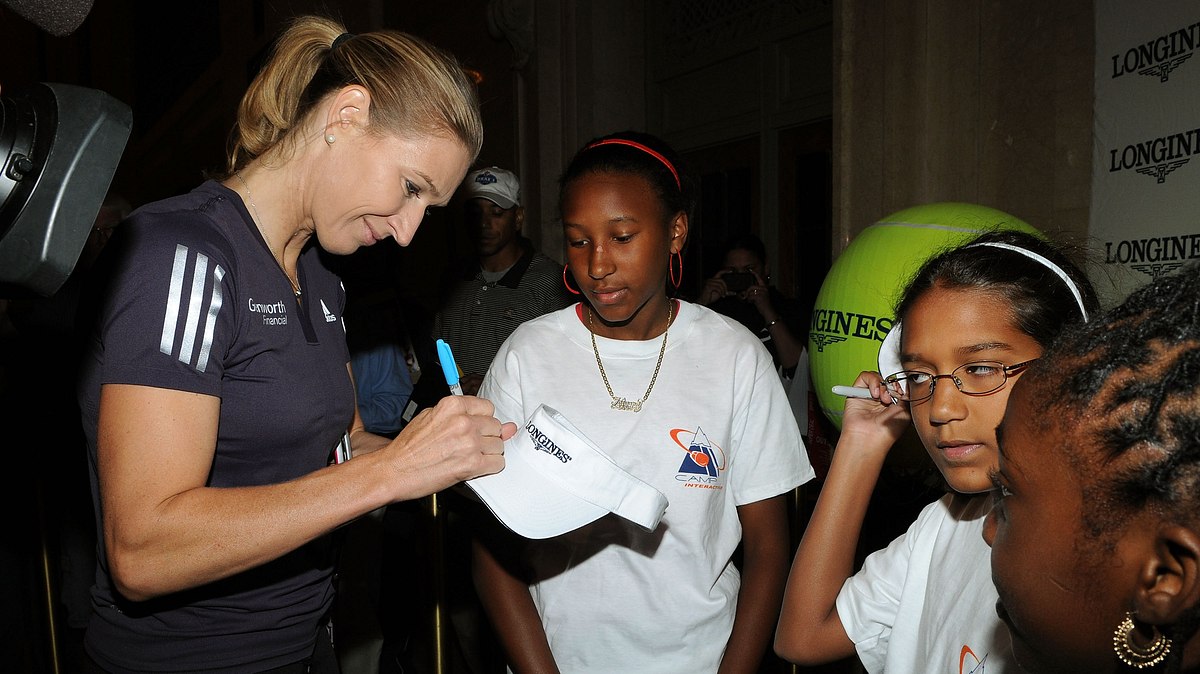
235;170;302;300
587;301;672;413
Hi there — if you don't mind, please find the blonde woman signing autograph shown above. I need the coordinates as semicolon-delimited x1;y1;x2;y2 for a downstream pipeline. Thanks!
76;16;514;673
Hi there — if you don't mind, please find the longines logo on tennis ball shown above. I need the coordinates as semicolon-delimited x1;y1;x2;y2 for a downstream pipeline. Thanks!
809;309;893;351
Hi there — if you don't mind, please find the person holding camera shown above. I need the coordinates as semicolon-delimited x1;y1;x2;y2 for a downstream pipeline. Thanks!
697;233;806;378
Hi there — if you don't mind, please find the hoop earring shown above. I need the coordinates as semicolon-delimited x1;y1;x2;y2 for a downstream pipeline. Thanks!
563;265;581;295
1113;612;1171;668
669;252;683;289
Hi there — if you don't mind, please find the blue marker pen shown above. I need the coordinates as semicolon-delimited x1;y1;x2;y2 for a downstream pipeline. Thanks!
436;339;465;396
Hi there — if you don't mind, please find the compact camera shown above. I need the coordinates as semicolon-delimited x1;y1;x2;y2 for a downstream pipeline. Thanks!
722;271;757;294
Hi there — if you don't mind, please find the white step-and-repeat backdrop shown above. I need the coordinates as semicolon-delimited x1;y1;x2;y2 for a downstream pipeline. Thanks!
1090;0;1200;306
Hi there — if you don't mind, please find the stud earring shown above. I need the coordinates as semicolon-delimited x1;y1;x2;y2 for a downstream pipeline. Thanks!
325;134;336;145
1113;612;1171;668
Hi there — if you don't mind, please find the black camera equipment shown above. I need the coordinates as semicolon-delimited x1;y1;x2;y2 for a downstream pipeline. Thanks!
0;82;132;297
723;271;757;294
2;0;94;36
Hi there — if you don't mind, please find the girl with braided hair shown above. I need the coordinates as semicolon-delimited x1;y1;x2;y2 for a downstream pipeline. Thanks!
985;261;1200;673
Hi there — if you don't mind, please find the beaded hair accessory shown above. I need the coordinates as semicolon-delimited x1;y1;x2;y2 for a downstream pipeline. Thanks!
585;138;681;190
878;239;1090;382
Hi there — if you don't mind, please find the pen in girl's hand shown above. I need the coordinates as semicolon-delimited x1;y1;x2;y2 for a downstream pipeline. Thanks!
436;339;465;396
832;385;873;399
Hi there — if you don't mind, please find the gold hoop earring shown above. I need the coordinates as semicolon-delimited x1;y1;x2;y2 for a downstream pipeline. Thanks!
1113;612;1171;669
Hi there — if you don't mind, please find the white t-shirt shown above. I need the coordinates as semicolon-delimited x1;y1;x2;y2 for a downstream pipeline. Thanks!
479;301;815;672
835;492;1017;674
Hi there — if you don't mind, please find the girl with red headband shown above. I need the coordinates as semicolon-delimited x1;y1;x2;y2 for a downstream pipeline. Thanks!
470;130;814;671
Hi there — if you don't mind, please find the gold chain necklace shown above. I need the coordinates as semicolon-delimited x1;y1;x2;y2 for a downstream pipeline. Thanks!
234;170;302;299
587;301;673;413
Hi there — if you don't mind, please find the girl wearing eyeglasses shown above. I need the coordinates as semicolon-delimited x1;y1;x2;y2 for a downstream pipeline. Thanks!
774;229;1098;673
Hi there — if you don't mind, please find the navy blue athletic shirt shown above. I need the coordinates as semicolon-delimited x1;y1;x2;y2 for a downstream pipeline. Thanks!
77;180;354;672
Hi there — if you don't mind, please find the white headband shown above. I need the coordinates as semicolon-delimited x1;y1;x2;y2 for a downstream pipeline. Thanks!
965;241;1089;321
878;240;1089;379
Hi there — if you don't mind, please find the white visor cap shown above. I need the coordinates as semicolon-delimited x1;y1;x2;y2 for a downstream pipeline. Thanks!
466;404;669;539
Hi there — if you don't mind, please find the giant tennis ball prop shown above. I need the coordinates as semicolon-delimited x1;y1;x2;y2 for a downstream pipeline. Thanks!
808;202;1042;430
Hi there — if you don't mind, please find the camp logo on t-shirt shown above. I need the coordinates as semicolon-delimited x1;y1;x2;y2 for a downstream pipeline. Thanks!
670;426;725;490
960;644;987;674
